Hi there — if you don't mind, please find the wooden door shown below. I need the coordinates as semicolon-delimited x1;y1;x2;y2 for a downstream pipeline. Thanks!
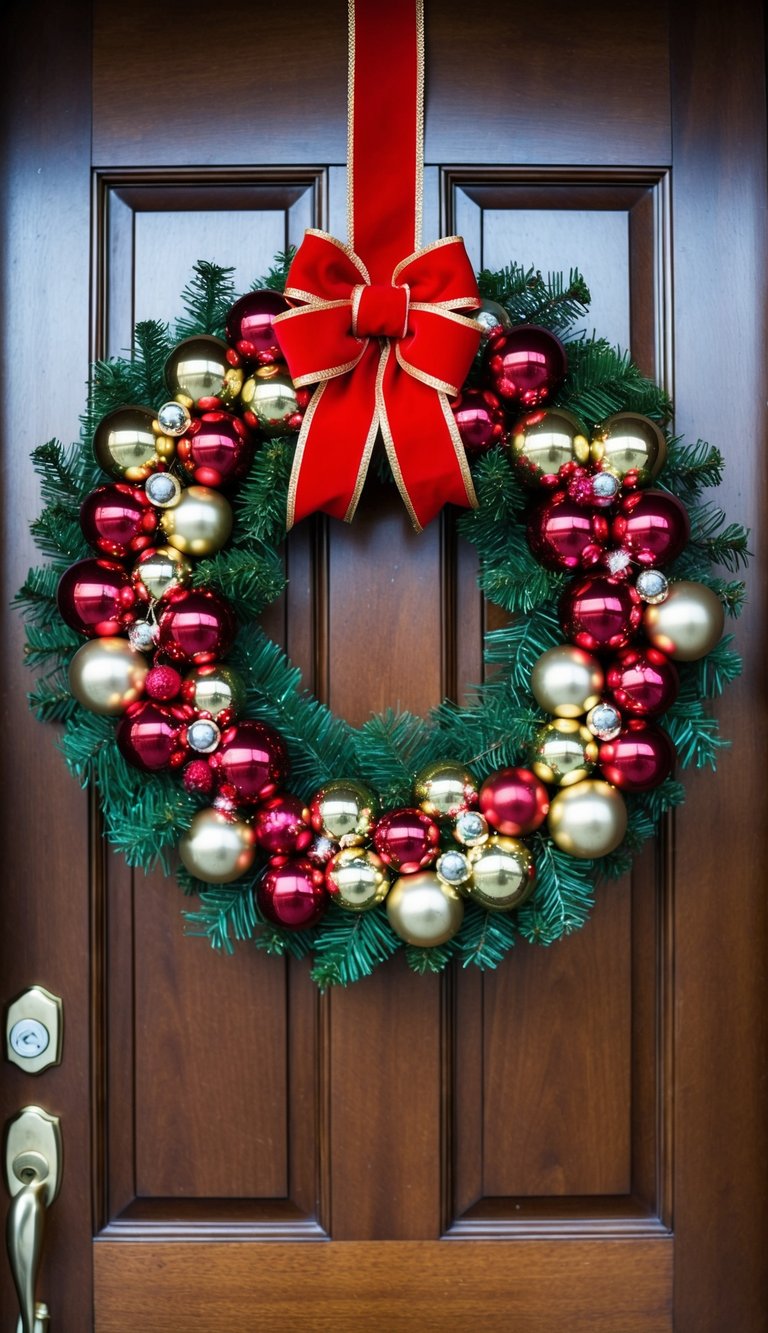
2;2;766;1328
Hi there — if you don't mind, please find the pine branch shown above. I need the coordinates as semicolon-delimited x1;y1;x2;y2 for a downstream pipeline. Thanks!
353;710;446;809
457;901;517;969
310;905;401;988
476;264;591;336
694;636;742;698
28;664;82;723
660;437;724;502
24;622;82;667
516;839;595;944
235;438;293;546
184;883;259;956
191;546;286;619
483;608;562;693
133;320;173;403
253;247;296;293
174;261;236;340
687;502;751;572
13;565;64;627
561;335;672;426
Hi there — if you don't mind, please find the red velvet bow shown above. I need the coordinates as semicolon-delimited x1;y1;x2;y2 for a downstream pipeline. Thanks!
274;229;482;531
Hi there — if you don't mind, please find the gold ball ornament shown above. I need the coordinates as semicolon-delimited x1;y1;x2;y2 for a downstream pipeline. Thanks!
547;780;628;859
643;580;725;661
93;405;166;481
466;836;536;912
160;485;233;555
511;408;590;484
132;545;192;602
164;335;236;408
326;847;390;912
531;719;598;787
414;760;479;820
474;298;512;340
386;871;465;946
178;808;256;883
531;645;604;718
309;779;379;843
241;364;301;436
591;412;667;485
68;636;148;715
184;665;246;721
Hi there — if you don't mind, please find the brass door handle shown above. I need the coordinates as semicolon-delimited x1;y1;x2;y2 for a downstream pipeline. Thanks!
5;1108;61;1333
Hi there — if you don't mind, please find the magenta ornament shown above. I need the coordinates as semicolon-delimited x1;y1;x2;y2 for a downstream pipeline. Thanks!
484;324;567;409
80;483;158;558
527;491;609;571
253;794;313;857
116;700;180;771
450;387;507;452
210;720;289;806
559;573;642;652
599;722;676;791
257;858;328;928
372;808;440;873
611;489;690;567
157;588;236;664
226;290;290;366
176;410;254;488
606;646;679;717
478;767;550;836
57;558;136;637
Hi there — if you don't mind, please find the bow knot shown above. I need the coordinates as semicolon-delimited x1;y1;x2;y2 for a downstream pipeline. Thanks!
352;283;410;339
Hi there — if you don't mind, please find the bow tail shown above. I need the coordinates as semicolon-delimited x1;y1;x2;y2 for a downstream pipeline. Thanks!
287;341;381;529
378;345;478;532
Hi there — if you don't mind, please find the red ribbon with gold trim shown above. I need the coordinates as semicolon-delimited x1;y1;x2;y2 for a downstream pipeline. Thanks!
274;0;481;531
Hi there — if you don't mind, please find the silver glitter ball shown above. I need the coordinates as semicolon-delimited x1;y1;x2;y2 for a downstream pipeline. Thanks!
128;620;158;653
436;849;472;887
636;569;669;605
145;472;182;508
592;471;621;501
453;810;489;847
187;719;221;754
157;401;191;437
586;702;623;742
605;548;632;576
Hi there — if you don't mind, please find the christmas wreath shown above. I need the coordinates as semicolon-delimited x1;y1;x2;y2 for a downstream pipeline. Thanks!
17;254;748;988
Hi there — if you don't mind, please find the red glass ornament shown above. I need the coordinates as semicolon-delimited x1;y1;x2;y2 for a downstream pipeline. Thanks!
479;767;550;836
253;794;313;857
176;411;254;488
450;388;507;452
484;325;567;408
144;664;182;701
157;588;236;664
611;489;690;567
560;574;642;651
257;858;328;928
599;722;676;791
80;483;158;558
372;808;440;873
116;700;180;771
210;720;288;805
226;290;290;366
183;758;215;797
57;558;136;637
606;646;679;717
527;491;609;571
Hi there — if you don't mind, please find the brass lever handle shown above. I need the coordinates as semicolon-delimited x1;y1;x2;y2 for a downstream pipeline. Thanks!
8;1174;46;1333
4;1108;61;1333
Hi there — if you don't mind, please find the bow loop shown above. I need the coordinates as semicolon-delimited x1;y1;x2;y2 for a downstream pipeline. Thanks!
393;237;481;310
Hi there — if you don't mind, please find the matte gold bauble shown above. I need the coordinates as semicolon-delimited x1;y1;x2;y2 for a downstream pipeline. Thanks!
531;719;598;786
185;665;246;721
547;780;628;859
309;779;378;842
241;364;301;436
68;636;148;715
643;580;725;661
164;336;232;407
511;408;590;484
531;645;604;717
386;871;465;946
132;545;192;601
160;485;233;555
178;808;256;883
590;412;666;485
414;760;478;820
326;847;390;912
466;835;536;911
93;405;161;481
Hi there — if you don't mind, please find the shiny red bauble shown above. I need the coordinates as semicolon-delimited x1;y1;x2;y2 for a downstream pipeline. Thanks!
559;574;642;651
599;722;676;791
80;483;158;558
526;492;609;571
484;325;567;408
253;794;313;857
257;858;328;929
372;807;440;873
210;720;288;805
450;388;507;452
156;588;236;664
611;489;690;567
116;700;181;771
479;767;550;836
176;411;254;488
606;646;679;717
57;558;136;637
225;290;290;366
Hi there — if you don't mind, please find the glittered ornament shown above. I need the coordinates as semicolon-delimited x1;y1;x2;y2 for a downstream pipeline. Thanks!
177;411;254;488
183;759;215;798
531;718;598;787
57;558;136;637
607;646;679;717
453;810;489;847
157;587;236;664
599;722;676;792
144;664;182;701
68;636;148;715
586;702;623;742
567;468;622;509
473;298;512;340
414;761;478;820
479;767;550;836
253;794;313;858
145;472;182;509
309;779;378;842
326;847;390;912
241;365;303;435
590;413;666;486
182;664;245;724
511;409;590;486
226;289;290;365
531;645;604;717
548;780;628;859
643;580;725;661
386;872;464;946
635;569;669;605
485;325;567;408
451;388;507;452
306;835;338;869
372;807;440;873
159;484;233;555
211;720;288;805
116;700;181;771
80;483;158;558
179;807;256;883
466;836;536;912
257;859;328;928
527;492;609;571
165;335;233;408
132;545;192;603
93;405;164;481
611;489;690;567
436;849;472;889
559;574;642;651
156;401;191;437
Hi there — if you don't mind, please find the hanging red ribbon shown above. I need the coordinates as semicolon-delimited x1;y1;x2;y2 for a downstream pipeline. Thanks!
274;0;481;531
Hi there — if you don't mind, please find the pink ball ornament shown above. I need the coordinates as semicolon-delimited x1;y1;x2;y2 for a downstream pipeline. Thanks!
183;758;215;797
253;794;313;857
210;720;289;806
157;588;236;664
57;558;136;637
372;808;440;873
176;410;254;488
479;768;550;836
611;489;690;567
599;722;676;791
450;388;507;452
226;289;291;366
526;491;609;571
116;700;180;771
80;483;158;558
257;858;328;929
606;646;679;717
559;574;642;652
484;324;567;409
144;664;183;701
